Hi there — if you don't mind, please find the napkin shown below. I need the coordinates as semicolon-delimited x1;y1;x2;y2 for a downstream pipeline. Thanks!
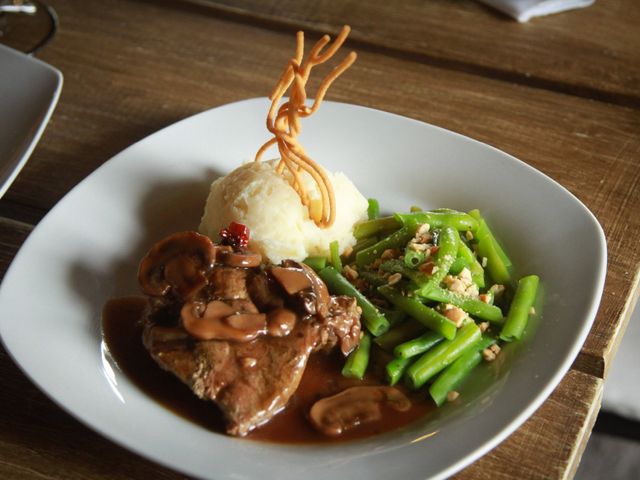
476;0;594;22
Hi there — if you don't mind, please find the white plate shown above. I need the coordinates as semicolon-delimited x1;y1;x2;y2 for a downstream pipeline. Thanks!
0;98;606;479
0;44;62;198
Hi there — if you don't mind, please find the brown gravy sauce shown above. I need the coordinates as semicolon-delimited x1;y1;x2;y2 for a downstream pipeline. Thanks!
102;296;434;443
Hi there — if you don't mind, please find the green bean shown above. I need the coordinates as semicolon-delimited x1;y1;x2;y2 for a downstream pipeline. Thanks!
352;236;379;254
380;259;426;284
367;198;380;220
477;334;498;351
468;210;512;286
449;256;469;276
355;225;416;267
470;210;512;268
418;285;504;324
422;225;459;290
427;351;475;406
428;335;497;406
378;285;457;340
329;240;342;271
354;216;401;239
318;266;390;336
404;250;426;268
406;322;481;390
386;356;413;386
303;256;327;272
457;238;485;288
342;332;371;380
374;320;425;351
358;270;389;287
394;211;478;232
500;275;539;341
431;208;458;213
393;331;444;359
429;349;481;406
379;307;406;326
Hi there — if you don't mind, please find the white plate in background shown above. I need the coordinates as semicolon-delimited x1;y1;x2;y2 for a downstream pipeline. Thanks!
0;98;606;479
0;44;62;198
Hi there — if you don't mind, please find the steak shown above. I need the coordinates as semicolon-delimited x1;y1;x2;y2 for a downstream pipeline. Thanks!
139;232;361;436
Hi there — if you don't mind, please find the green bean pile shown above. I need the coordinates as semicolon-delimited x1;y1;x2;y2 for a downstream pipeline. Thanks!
305;201;540;407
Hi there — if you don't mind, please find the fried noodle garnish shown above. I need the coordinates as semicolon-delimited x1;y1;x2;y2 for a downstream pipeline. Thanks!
255;26;357;228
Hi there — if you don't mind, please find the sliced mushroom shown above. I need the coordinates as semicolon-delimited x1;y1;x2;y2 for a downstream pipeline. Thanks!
309;386;411;436
266;307;298;337
299;262;331;318
181;300;266;341
270;265;312;295
270;261;331;318
217;249;262;268
138;231;216;300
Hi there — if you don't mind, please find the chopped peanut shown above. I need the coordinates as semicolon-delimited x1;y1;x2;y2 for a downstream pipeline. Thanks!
465;231;474;241
459;267;472;283
342;245;353;258
444;276;467;294
387;273;402;285
479;322;490;332
343;264;359;281
416;233;432;244
482;348;497;362
409;241;429;252
465;284;480;298
479;294;491;304
419;262;435;275
447;391;460;402
381;249;397;260
417;223;430;235
443;304;467;327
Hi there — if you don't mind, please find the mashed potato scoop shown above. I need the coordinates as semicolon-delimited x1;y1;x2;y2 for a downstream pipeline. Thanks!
199;160;367;264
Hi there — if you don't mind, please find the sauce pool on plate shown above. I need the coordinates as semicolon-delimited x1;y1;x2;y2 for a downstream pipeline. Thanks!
101;297;434;443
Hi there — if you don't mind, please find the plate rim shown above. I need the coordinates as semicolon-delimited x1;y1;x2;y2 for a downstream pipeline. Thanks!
0;43;64;199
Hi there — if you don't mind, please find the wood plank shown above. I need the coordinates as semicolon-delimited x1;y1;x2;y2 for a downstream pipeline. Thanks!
0;333;601;479
190;0;640;107
3;0;638;377
0;218;32;277
574;268;640;378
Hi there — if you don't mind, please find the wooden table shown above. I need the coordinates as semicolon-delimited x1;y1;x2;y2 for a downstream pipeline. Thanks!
1;0;638;478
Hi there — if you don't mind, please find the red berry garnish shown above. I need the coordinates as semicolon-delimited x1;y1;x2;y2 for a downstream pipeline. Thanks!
219;222;250;248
